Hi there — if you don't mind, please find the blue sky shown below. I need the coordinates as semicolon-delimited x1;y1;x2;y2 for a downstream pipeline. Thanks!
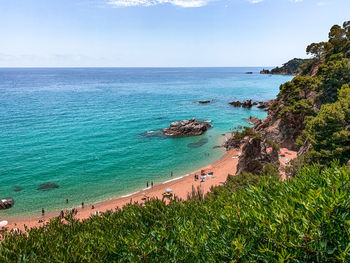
0;0;349;67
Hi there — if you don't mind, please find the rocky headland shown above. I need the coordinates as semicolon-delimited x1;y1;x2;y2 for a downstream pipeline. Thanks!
260;58;311;75
162;119;212;137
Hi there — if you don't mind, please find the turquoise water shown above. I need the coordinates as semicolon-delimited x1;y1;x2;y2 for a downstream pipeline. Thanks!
0;68;292;218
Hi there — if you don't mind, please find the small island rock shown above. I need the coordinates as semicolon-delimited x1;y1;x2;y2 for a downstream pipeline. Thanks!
163;119;212;137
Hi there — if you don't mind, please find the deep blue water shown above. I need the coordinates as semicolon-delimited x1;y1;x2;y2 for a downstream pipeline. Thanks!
0;68;292;217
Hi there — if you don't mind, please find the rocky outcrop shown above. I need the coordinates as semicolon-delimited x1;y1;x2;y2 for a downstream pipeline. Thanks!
236;137;279;175
163;119;212;137
257;100;274;109
229;100;258;108
248;117;261;126
254;102;307;151
223;135;242;150
0;197;14;210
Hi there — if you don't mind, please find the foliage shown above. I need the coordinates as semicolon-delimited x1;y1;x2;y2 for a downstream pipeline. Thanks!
1;165;350;262
303;84;350;165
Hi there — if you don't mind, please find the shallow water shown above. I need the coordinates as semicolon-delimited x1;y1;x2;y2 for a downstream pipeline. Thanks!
0;68;292;217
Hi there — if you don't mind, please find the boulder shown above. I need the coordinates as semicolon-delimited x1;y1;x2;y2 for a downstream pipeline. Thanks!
162;119;212;137
0;197;14;210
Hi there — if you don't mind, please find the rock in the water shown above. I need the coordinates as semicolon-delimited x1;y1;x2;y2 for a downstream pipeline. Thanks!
163;118;212;137
187;138;209;148
229;99;254;108
37;182;59;191
196;100;215;104
13;186;23;192
0;197;14;210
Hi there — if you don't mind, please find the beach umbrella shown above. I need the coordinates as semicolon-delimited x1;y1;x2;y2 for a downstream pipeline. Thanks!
165;188;173;193
0;220;8;227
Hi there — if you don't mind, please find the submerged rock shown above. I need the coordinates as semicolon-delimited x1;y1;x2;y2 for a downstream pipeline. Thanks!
187;138;209;148
13;186;23;192
37;182;59;191
140;130;168;139
163;119;212;137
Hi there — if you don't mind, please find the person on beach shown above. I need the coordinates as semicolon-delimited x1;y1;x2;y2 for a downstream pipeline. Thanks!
41;208;45;216
60;210;64;218
82;202;85;208
66;198;69;204
146;181;149;188
91;205;95;209
171;171;173;177
151;181;153;188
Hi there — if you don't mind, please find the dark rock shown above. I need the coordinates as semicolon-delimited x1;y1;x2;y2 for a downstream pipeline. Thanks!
0;197;15;210
162;119;212;137
236;138;279;175
229;99;255;108
37;182;59;191
196;100;215;104
187;138;209;148
229;101;243;107
13;186;23;192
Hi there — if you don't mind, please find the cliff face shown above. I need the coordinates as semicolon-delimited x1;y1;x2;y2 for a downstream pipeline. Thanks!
236;137;279;175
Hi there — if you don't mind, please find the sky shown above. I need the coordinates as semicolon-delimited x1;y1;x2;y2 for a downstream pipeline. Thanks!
0;0;349;67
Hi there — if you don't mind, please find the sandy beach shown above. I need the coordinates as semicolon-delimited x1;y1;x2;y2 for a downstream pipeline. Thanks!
6;146;241;231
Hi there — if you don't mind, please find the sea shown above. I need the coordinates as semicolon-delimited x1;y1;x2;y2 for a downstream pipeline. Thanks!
0;68;293;218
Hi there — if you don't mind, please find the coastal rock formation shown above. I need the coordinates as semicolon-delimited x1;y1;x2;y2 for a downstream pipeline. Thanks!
162;119;212;137
229;99;257;108
223;135;242;150
257;100;274;109
0;197;14;210
236;138;279;175
248;117;261;126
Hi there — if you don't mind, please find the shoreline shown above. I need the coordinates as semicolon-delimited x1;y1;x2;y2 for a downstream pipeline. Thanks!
6;135;239;231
